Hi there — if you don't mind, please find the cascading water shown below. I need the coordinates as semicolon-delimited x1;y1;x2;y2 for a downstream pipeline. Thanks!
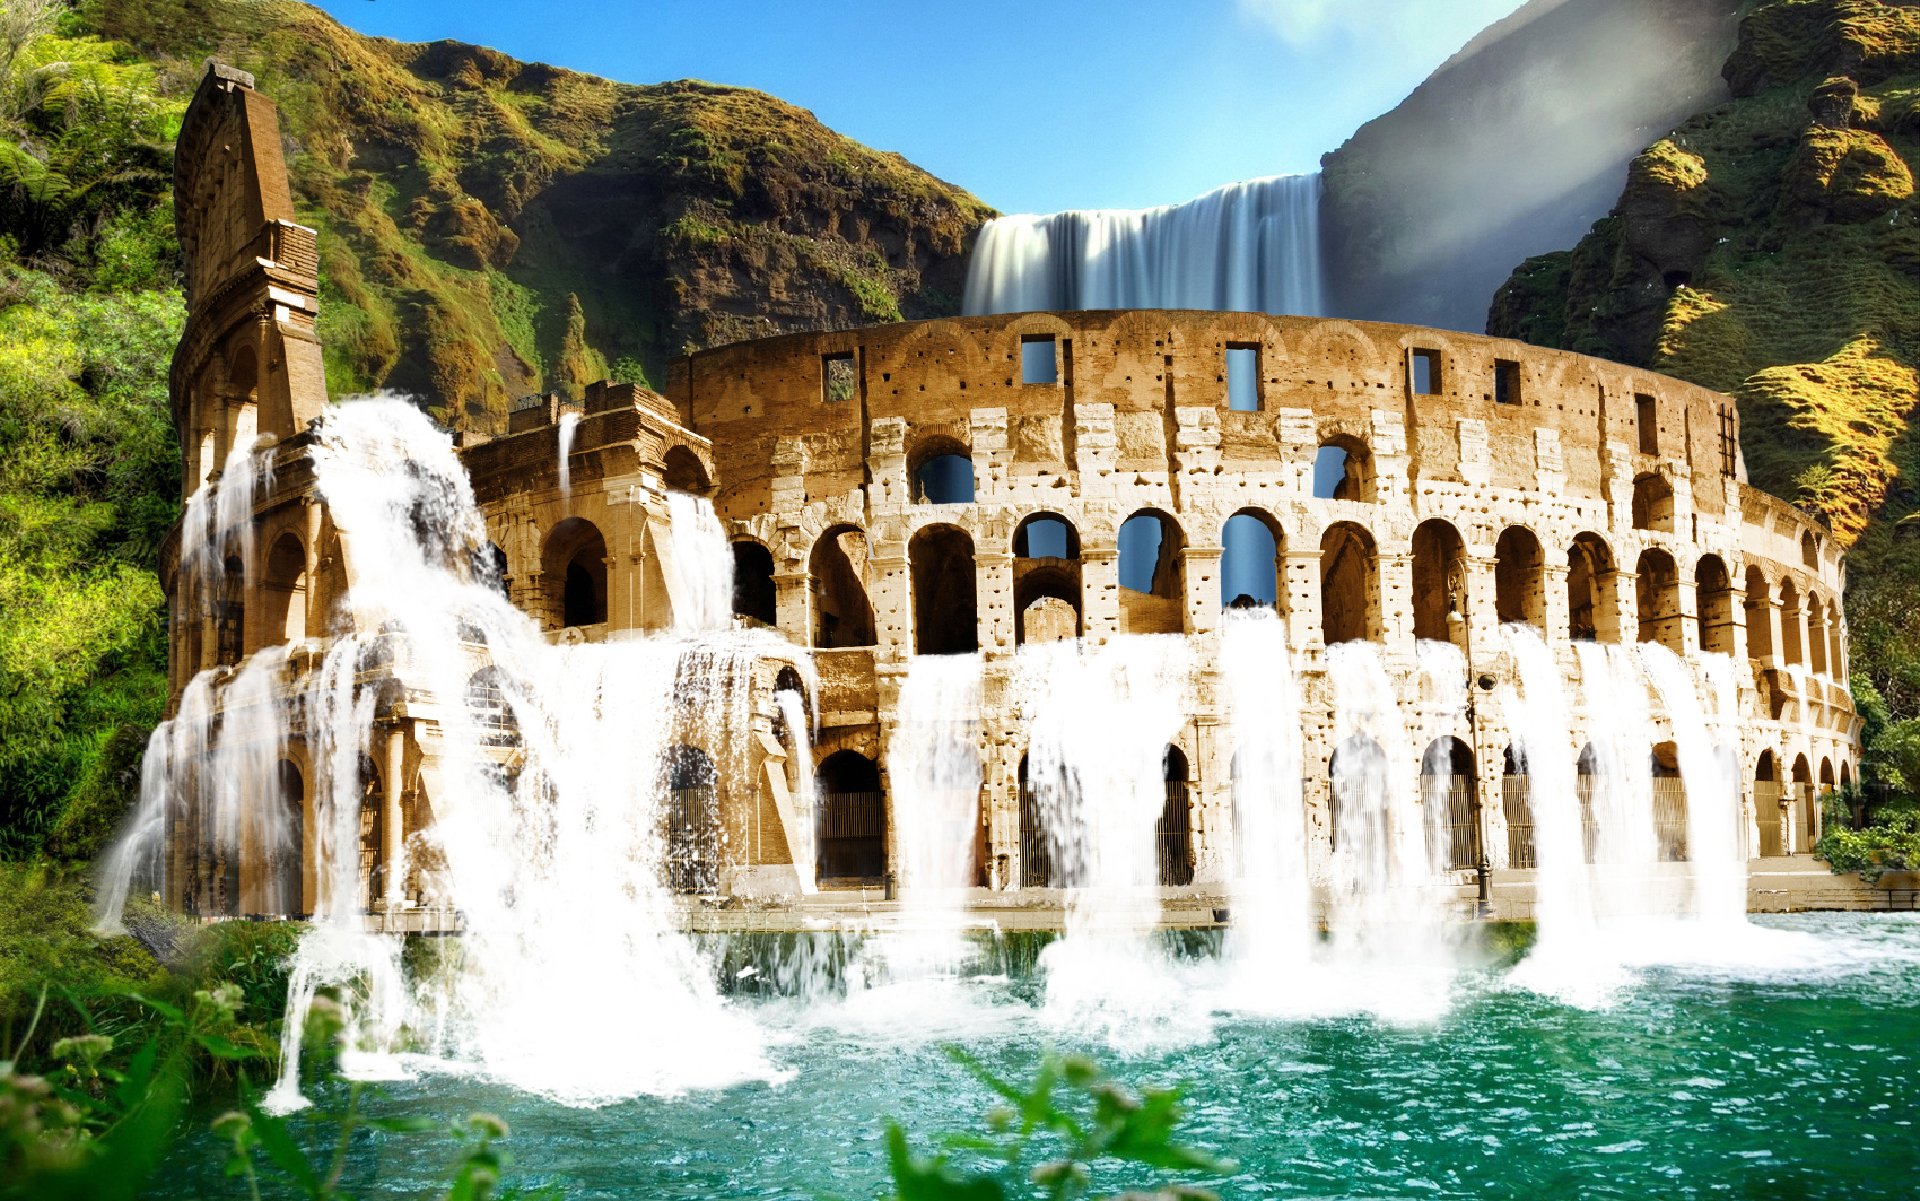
556;410;578;498
1640;644;1746;927
1017;635;1199;1045
962;175;1325;316
774;688;819;896
665;490;734;633
887;653;985;974
1320;641;1458;1018
1571;641;1663;924
1216;610;1313;1005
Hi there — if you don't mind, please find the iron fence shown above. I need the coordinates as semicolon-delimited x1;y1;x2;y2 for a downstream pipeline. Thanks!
819;790;885;881
1502;777;1535;869
1652;777;1689;862
1158;782;1194;887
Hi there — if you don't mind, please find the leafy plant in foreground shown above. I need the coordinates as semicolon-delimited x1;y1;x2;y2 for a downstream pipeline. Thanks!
885;1050;1232;1201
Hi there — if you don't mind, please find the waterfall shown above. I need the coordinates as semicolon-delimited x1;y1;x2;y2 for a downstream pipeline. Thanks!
1571;642;1664;924
1217;610;1313;1004
886;653;985;976
774;688;818;896
1640;644;1746;926
962;174;1325;316
1018;635;1198;1045
665;491;734;633
556;410;578;498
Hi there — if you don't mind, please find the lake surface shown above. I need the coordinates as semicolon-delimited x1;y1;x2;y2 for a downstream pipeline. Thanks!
154;913;1920;1199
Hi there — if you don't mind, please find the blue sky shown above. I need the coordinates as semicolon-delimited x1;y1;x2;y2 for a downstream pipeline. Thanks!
309;0;1526;214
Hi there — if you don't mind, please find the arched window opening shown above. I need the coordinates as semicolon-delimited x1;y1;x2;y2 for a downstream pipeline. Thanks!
1808;596;1830;676
1018;755;1056;887
811;525;875;648
1014;514;1082;646
1568;533;1619;643
1576;743;1600;863
664;746;721;894
1755;749;1783;856
1695;555;1735;655
262;532;307;645
1791;753;1816;852
1321;522;1378;645
1634;548;1683;651
1329;734;1387;854
1494;527;1545;630
1411;520;1469;648
1801;531;1819;569
1744;567;1775;660
663;445;710;495
543;517;608;629
731;541;777;626
910;524;979;654
910;438;975;504
465;667;521;748
1221;511;1283;610
1158;747;1194;887
216;555;246;663
1631;473;1675;533
273;760;304;916
1651;743;1687;862
1312;437;1373;501
1502;745;1534;869
1422;737;1479;870
1827;607;1844;679
817;751;885;885
1779;578;1805;666
1118;511;1186;635
357;754;383;913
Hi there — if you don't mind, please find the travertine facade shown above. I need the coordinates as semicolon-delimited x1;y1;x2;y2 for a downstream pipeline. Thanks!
159;66;1860;918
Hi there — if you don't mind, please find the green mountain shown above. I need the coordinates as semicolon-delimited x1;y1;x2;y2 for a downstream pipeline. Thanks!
93;0;992;430
1490;0;1920;728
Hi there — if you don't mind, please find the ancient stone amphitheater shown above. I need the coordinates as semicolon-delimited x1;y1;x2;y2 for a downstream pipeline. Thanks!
155;65;1859;922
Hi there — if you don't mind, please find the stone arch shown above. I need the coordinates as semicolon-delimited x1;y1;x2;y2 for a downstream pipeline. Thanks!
910;523;978;655
1791;751;1816;850
225;341;264;449
1494;526;1546;630
465;666;521;748
1651;741;1687;862
1321;521;1379;645
817;750;885;885
1568;532;1619;642
271;759;304;915
260;531;307;645
908;434;974;504
730;539;777;626
1801;530;1819;569
664;745;721;894
542;517;608;628
1421;736;1478;870
1695;554;1735;655
1312;433;1374;501
810;524;875;648
663;444;711;495
1635;548;1683;651
1779;577;1805;666
1501;744;1534;868
1118;509;1186;634
216;553;246;663
1826;599;1844;678
1631;472;1675;532
1221;508;1284;611
1411;519;1469;647
1807;594;1830;675
1014;513;1081;645
1158;745;1195;887
1743;566;1775;660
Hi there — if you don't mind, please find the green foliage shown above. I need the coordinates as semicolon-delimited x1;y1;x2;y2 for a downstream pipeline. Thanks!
1816;796;1920;882
886;1050;1231;1201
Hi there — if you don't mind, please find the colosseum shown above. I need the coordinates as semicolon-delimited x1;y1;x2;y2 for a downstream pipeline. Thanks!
148;64;1861;924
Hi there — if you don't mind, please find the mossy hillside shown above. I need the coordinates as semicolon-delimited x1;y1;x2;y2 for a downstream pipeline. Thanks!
1488;0;1920;724
80;0;994;430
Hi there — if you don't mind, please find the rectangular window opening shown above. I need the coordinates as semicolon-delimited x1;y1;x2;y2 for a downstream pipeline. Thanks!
822;352;856;403
1636;393;1659;455
1226;344;1260;412
1021;335;1058;385
1719;407;1738;478
1493;359;1521;406
1410;349;1441;396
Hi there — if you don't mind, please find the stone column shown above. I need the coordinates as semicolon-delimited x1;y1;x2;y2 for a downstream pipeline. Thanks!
1081;545;1120;644
382;724;406;911
977;547;1014;655
1542;562;1571;646
1283;548;1322;654
1610;569;1638;646
1379;552;1414;649
1184;544;1223;637
1676;574;1701;656
1728;577;1751;663
870;539;913;661
774;567;811;646
303;499;325;639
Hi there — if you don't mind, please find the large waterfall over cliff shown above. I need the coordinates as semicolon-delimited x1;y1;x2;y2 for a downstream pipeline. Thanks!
962;174;1324;316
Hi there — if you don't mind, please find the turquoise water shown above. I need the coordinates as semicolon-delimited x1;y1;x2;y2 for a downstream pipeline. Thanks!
156;914;1920;1199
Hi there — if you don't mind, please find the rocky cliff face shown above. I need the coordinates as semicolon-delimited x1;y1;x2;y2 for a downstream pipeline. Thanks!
1489;0;1920;717
86;0;993;430
1320;0;1741;333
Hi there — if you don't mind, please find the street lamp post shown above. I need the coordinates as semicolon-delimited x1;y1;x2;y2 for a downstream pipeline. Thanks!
1448;565;1496;919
